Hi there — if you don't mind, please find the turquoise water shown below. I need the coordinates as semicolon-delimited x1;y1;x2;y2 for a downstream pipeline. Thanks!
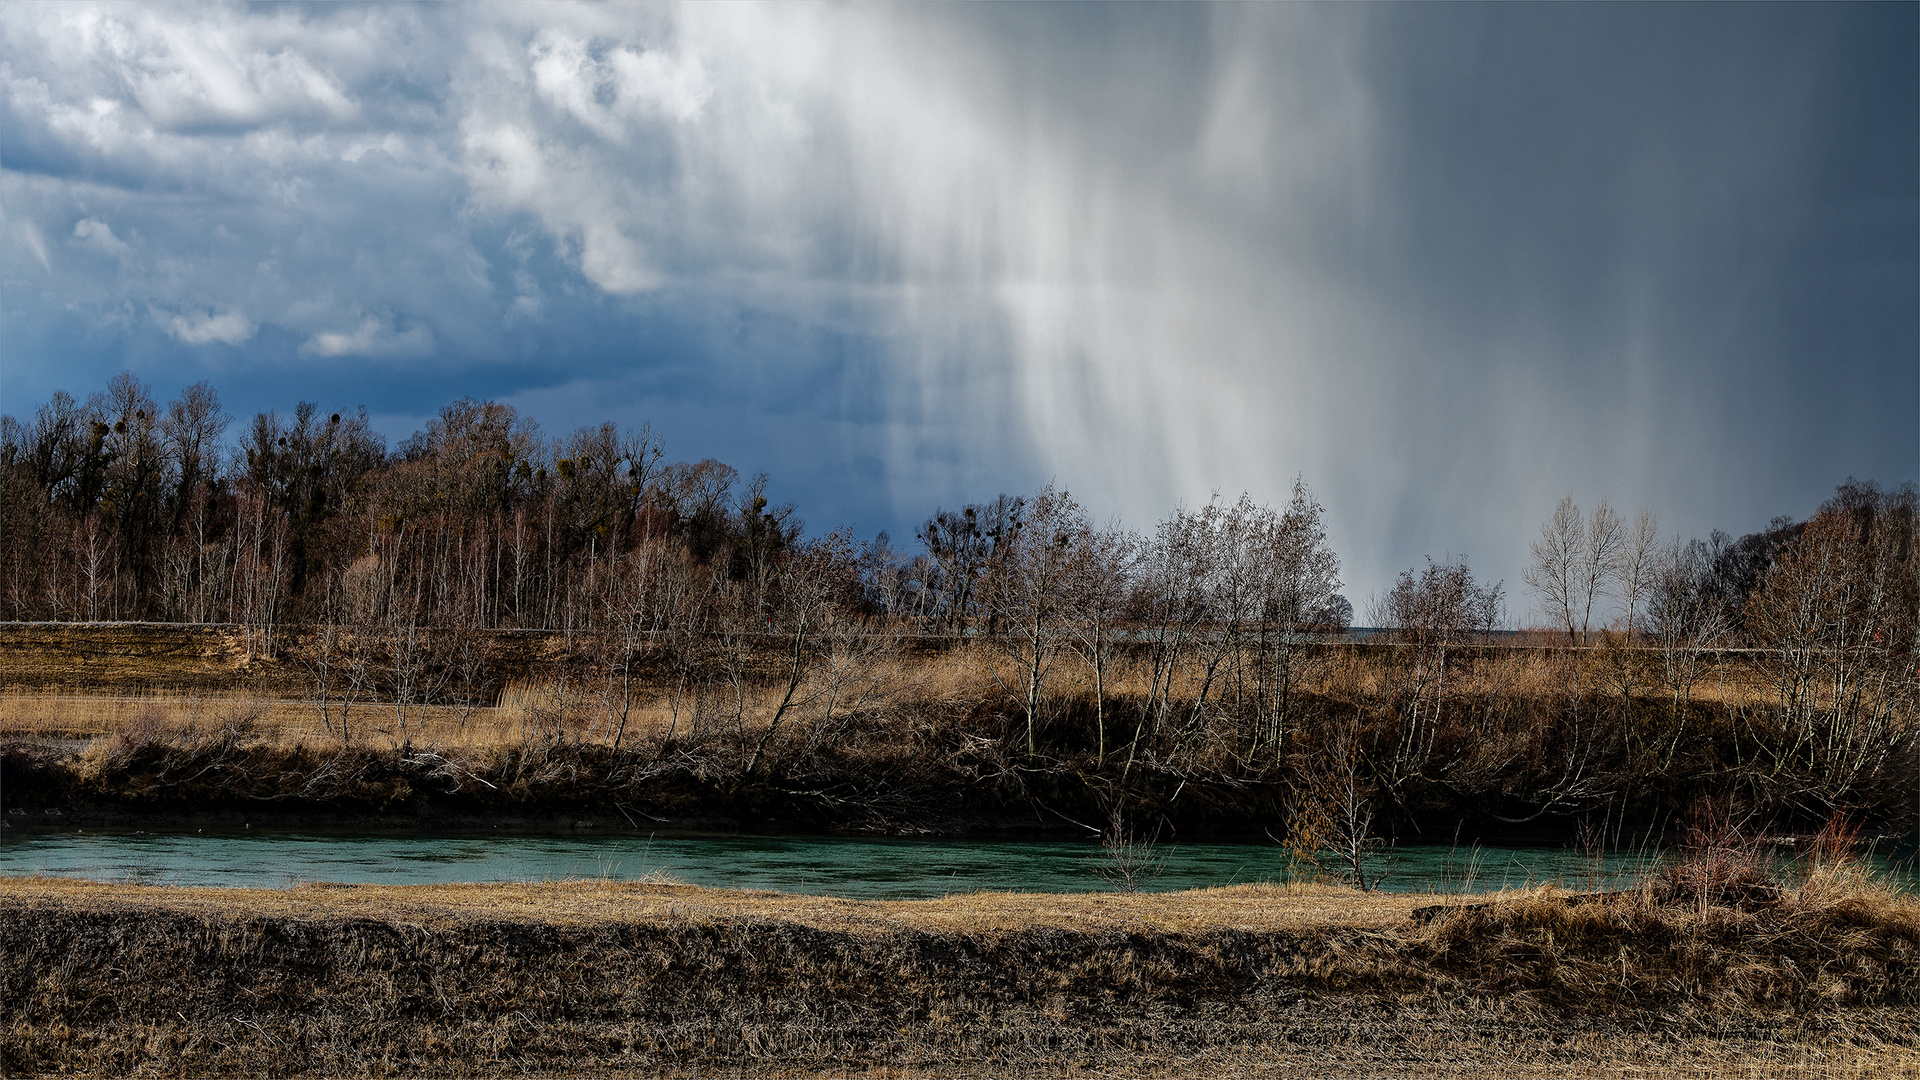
4;830;1910;898
0;830;1678;897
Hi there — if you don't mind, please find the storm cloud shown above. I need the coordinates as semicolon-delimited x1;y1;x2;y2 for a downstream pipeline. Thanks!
2;2;1913;612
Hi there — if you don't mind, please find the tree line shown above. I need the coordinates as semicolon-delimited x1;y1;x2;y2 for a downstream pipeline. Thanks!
2;376;1910;661
0;375;1354;639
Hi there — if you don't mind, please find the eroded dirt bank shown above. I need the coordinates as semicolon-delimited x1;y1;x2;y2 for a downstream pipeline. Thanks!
3;878;1917;1078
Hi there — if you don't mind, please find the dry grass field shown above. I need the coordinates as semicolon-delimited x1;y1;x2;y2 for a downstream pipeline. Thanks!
0;626;1780;754
3;874;1917;1078
0;874;1437;935
0;685;614;750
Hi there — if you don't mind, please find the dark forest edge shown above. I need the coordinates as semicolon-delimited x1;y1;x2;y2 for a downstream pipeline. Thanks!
2;375;1916;853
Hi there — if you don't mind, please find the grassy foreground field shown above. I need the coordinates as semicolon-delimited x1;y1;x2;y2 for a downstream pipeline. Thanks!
4;873;1919;1078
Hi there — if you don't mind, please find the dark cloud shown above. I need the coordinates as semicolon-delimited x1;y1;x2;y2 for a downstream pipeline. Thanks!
1344;3;1917;579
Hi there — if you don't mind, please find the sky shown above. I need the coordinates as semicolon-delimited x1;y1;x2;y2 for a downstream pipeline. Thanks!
2;2;1915;618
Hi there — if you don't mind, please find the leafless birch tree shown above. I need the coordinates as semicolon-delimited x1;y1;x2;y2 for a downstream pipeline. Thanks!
1526;495;1624;644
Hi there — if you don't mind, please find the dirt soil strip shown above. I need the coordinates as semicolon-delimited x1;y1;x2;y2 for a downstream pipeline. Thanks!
3;877;1917;1078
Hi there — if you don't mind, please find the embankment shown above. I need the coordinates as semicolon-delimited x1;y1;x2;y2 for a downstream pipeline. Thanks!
0;734;1303;838
3;877;1918;1077
3;622;1913;844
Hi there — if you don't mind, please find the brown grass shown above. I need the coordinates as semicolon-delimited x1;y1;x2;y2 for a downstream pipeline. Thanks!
0;876;1435;935
3;874;1917;1078
0;688;313;742
0;622;1782;754
0;646;998;754
0;625;1883;840
0;686;768;753
0;628;1780;744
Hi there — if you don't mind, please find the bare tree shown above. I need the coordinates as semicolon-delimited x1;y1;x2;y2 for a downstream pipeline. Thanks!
994;485;1086;758
919;495;1025;638
1091;802;1166;893
600;531;680;751
1204;496;1274;754
381;547;444;747
745;530;859;777
161;382;229;526
307;579;351;741
333;551;387;745
1062;522;1138;766
78;512;112;621
158;383;230;623
1287;714;1380;890
1370;557;1504;801
1646;537;1729;710
1614;510;1660;637
1579;499;1626;640
231;491;287;658
1526;496;1583;643
798;573;908;760
1257;480;1342;761
1526;496;1624;644
1126;500;1219;778
100;373;168;612
1744;484;1920;812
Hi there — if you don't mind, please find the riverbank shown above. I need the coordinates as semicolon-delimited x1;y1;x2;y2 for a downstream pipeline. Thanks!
4;870;1918;1078
1;620;1914;846
0;682;1798;846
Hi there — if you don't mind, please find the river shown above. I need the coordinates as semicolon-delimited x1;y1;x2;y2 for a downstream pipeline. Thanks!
0;828;1733;897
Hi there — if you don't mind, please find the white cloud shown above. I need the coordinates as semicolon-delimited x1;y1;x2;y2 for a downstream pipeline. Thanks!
51;3;359;130
165;308;255;345
72;217;130;256
528;29;711;139
0;3;423;195
299;315;433;359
